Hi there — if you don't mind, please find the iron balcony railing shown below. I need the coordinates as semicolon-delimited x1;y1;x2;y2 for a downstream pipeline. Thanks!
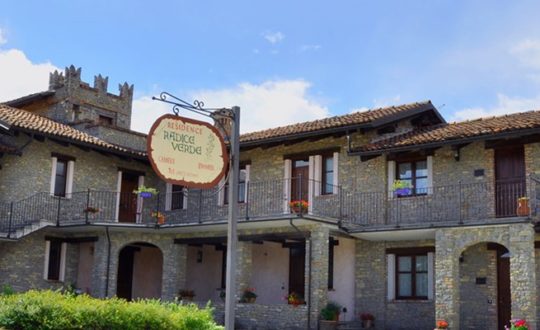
0;176;538;236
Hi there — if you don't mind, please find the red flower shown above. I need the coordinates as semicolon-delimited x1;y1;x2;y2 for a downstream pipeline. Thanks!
515;320;526;327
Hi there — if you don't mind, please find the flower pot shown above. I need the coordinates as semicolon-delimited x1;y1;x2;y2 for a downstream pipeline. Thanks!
245;297;256;303
139;192;153;198
157;216;165;225
290;206;307;214
394;188;411;197
319;320;338;330
362;320;374;328
517;199;530;216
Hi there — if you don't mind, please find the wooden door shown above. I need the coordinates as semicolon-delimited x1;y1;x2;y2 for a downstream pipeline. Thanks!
117;246;136;300
497;251;511;330
291;160;309;202
495;146;525;217
119;173;138;223
288;245;305;298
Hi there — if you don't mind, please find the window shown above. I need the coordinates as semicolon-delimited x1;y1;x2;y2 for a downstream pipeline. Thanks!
51;155;75;198
396;159;428;196
223;164;249;204
396;254;428;299
44;240;66;281
322;155;334;195
171;185;185;210
98;115;114;126
54;159;68;197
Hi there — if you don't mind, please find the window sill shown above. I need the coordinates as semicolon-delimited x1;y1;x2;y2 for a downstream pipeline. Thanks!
388;299;432;304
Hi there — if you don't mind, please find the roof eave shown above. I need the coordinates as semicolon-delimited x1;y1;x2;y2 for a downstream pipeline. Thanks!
349;127;540;157
13;127;147;161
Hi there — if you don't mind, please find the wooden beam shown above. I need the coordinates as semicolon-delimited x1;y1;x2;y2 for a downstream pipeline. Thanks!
44;236;99;244
385;246;435;255
174;237;227;245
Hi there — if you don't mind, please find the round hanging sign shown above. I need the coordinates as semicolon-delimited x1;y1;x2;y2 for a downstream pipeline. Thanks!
147;114;228;189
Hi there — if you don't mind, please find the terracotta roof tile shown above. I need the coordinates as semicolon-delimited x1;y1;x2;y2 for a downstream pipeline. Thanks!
356;110;540;153
0;104;145;157
239;101;435;143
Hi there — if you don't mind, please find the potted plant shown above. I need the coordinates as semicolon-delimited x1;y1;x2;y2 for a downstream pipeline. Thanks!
240;288;257;303
320;301;342;330
133;185;158;198
289;200;308;214
219;289;226;302
392;180;413;197
508;319;529;330
152;211;166;225
360;313;375;328
178;289;195;302
83;206;100;214
434;319;448;330
286;292;304;307
517;197;530;216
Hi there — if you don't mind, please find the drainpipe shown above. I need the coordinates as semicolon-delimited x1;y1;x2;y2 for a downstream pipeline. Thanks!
105;226;111;297
289;218;312;329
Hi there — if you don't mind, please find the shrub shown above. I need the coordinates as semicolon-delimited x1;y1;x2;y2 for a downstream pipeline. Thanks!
0;290;223;330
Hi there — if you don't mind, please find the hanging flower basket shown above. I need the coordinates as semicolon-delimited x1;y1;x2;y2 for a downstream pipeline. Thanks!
289;200;308;214
133;186;158;199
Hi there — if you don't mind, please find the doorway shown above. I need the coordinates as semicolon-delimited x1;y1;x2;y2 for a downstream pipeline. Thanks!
119;172;139;223
288;244;305;299
291;159;309;202
494;145;525;217
117;242;163;301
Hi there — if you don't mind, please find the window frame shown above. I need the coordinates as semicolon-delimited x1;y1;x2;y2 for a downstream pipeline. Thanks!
170;184;185;210
395;253;428;300
321;155;334;195
396;158;428;197
223;163;249;205
54;159;68;197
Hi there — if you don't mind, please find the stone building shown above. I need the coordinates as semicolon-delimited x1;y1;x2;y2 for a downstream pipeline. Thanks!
0;65;539;330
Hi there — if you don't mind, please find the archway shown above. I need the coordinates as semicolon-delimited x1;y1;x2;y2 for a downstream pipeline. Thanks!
459;242;510;330
117;242;163;300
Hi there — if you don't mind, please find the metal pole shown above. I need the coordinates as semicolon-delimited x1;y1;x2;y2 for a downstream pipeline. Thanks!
224;106;240;330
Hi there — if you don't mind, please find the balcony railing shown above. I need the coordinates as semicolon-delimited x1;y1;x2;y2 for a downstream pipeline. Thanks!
0;177;537;236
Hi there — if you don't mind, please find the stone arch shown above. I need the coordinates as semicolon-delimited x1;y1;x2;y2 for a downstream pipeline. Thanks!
116;241;163;300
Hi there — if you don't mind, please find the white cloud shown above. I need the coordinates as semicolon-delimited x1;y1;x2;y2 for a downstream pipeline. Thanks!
0;28;7;45
263;31;284;44
511;39;540;70
131;80;329;134
452;93;540;121
299;44;321;52
0;49;60;102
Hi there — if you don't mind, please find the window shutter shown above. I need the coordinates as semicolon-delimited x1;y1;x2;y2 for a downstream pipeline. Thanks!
283;159;292;213
332;152;339;194
165;183;172;211
65;160;75;198
387;160;396;197
115;171;122;222
313;155;322;196
218;177;225;206
50;157;58;195
136;176;144;223
427;156;433;195
43;240;51;280
182;188;188;210
387;253;396;300
428;252;434;300
308;156;315;213
244;164;251;202
59;242;67;282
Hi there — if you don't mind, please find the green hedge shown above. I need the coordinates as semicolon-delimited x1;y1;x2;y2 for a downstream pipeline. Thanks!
0;290;223;330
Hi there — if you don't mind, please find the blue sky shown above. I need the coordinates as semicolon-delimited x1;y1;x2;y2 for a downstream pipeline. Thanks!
1;1;540;133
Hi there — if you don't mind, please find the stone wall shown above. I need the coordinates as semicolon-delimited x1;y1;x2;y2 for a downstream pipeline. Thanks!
355;239;435;330
0;135;161;204
73;124;147;152
459;243;498;329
